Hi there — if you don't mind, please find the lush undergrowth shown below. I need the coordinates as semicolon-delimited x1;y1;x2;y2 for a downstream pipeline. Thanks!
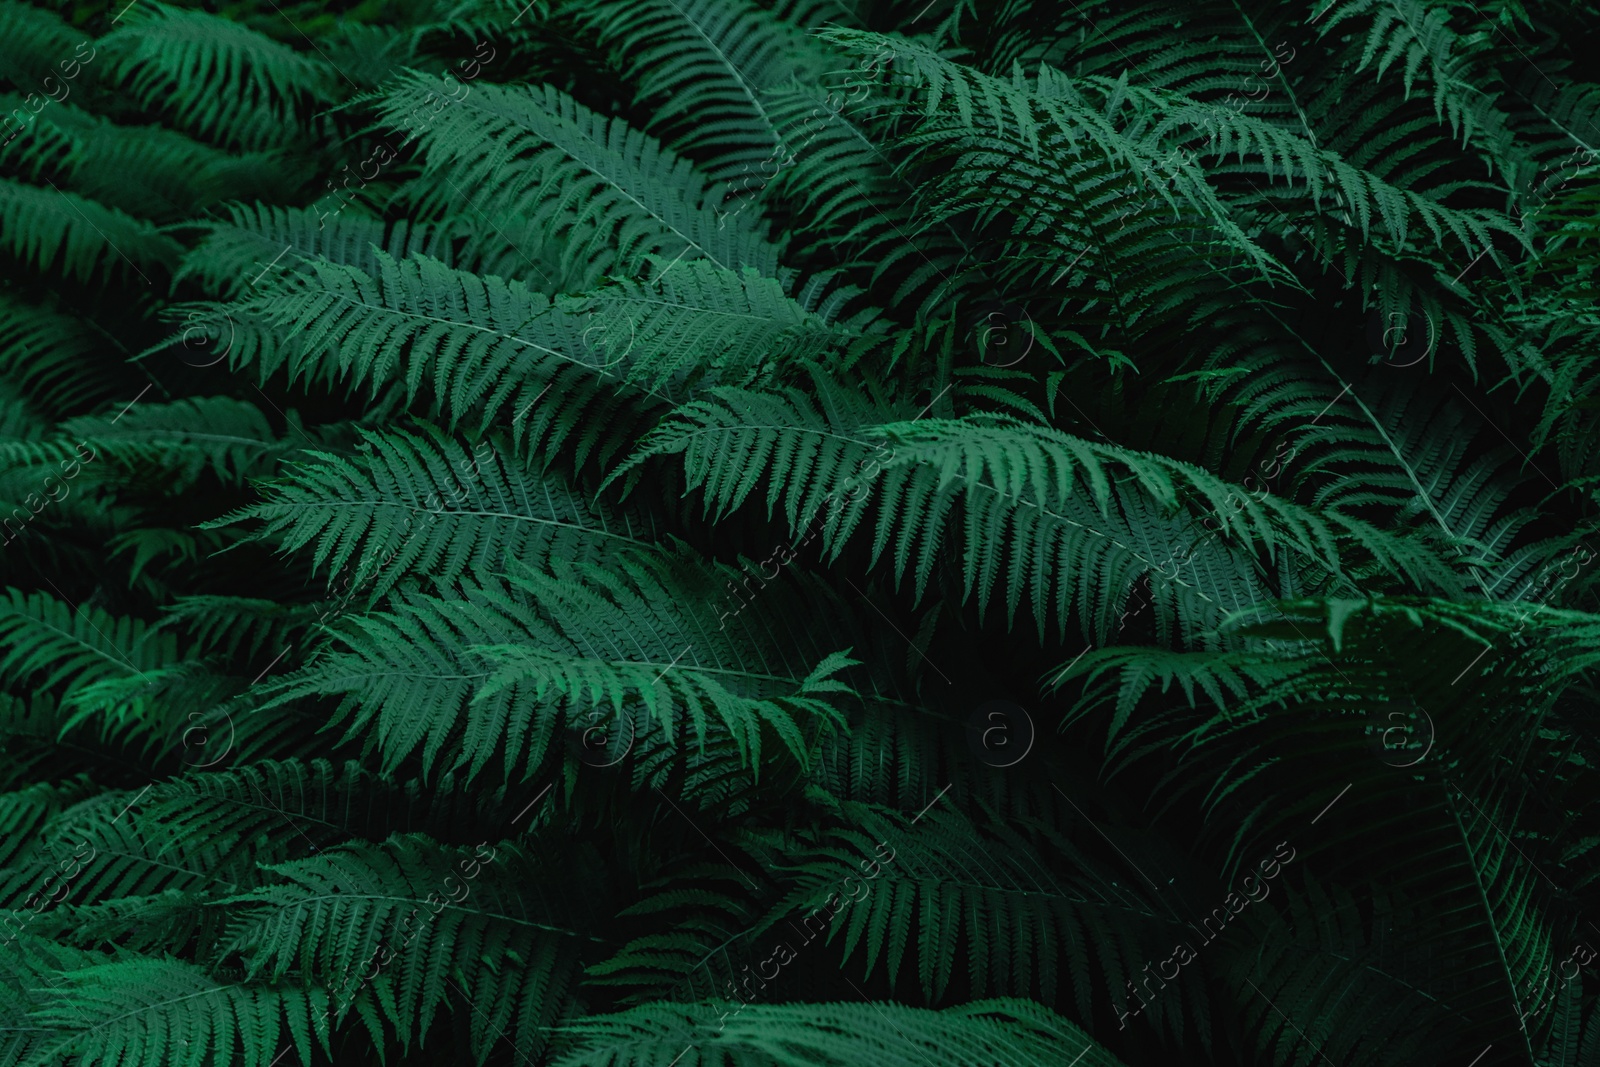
2;0;1600;1064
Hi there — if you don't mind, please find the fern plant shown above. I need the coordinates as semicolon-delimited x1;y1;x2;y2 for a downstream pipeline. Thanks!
2;0;1600;1065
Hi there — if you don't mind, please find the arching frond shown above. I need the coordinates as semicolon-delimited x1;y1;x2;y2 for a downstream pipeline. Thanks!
258;556;858;781
552;998;1132;1067
0;291;129;417
0;178;181;283
19;955;330;1067
572;0;837;181
630;392;1464;639
1312;0;1524;188
0;587;179;703
173;203;451;299
100;2;340;150
0;1;92;97
0;94;303;221
211;251;839;466
218;425;663;600
220;833;605;1059
374;74;779;288
759;800;1202;1033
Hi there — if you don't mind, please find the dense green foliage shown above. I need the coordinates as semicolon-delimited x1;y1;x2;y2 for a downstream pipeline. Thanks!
2;0;1600;1063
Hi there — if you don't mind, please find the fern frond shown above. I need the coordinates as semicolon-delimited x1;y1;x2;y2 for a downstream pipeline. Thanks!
573;0;836;182
260;555;857;780
1313;0;1525;189
0;1;92;97
552;997;1132;1067
159;595;319;662
256;543;870;783
583;863;763;1004
59;395;294;490
762;800;1198;1028
472;641;855;774
0;776;93;868
216;251;834;465
760;81;970;308
1223;878;1460;1065
218;425;663;601
633;395;1464;638
0;291;131;417
21;956;330;1067
220;832;604;1059
1055;594;1577;1055
0;587;179;701
0;178;181;283
100;2;340;150
375;74;779;287
173;203;450;299
0;93;303;221
820;28;1293;282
